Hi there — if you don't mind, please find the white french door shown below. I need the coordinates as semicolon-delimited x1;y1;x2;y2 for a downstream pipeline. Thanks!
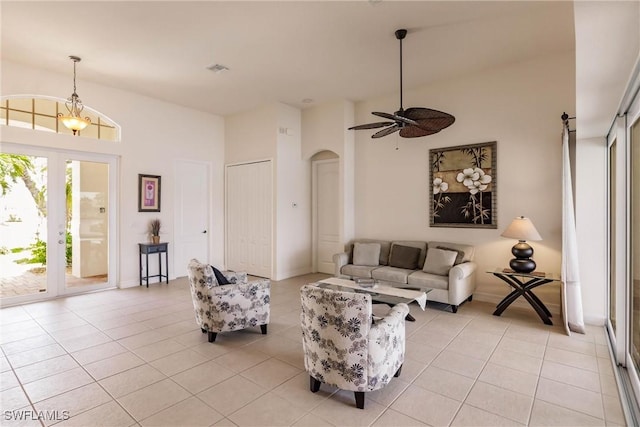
0;143;117;306
312;159;340;274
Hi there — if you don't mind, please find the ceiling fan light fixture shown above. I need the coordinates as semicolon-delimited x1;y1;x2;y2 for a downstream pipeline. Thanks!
58;55;91;135
348;28;455;139
207;63;230;74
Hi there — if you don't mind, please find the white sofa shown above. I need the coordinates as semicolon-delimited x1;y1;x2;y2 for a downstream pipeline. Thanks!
333;239;476;313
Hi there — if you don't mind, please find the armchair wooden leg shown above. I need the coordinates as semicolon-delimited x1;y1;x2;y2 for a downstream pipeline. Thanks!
354;391;365;409
201;328;206;334
207;331;217;343
309;376;321;393
260;324;268;335
394;364;403;378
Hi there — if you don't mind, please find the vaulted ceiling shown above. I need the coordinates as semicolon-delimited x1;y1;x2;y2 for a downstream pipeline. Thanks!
1;1;575;117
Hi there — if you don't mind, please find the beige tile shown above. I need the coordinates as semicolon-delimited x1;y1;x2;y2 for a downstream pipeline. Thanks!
117;331;167;350
600;373;620;397
535;377;604;419
149;349;209;376
446;336;499;361
504;325;549;346
1;334;56;356
529;399;604;426
243;334;300;356
497;336;546;358
189;341;233;359
311;389;387;426
372;409;427;426
84;351;145;380
404;340;442;364
41;318;89;333
293;413;336;426
104;322;152;340
366;377;411;407
171;359;235;394
0;370;19;391
6;343;67;369
544;347;599;372
431;349;486;379
197;375;267;416
117;378;190;421
465;381;533;424
212;417;239;426
478;362;539;396
603;393;625;425
54;400;136;427
70;341;128;365
390;384;461;426
451;403;525;426
0;356;11;373
132;339;186;362
99;364;166;398
14;354;79;384
489;348;543;375
598;356;615;377
22;367;94;403
240;357;301;390
547;333;597;356
0;386;30;411
272;372;336;412
33;382;112;424
57;332;113;353
413;365;474;401
140;396;224;426
540;360;600;392
228;392;307;426
214;348;270;373
408;327;457;351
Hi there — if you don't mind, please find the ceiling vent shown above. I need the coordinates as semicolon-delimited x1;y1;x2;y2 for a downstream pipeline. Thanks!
207;64;229;74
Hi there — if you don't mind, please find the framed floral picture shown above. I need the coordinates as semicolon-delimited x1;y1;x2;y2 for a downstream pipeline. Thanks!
430;141;497;228
138;174;161;212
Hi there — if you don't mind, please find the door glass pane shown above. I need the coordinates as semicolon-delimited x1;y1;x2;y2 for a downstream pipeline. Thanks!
65;160;109;289
632;118;640;372
610;140;617;331
0;154;48;299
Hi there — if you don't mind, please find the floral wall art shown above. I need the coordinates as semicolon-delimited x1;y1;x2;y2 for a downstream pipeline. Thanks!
430;141;497;228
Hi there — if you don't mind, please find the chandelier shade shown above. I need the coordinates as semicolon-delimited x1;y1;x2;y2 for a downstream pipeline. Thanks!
58;56;91;135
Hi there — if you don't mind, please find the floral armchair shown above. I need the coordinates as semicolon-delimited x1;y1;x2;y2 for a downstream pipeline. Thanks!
300;284;409;409
187;259;270;343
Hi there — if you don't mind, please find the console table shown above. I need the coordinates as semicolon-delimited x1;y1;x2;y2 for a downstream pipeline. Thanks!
139;242;169;287
489;268;559;325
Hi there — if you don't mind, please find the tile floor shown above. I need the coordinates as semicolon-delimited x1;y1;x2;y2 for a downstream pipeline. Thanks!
0;273;627;426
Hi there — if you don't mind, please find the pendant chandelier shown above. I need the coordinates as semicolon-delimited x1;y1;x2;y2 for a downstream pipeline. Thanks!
58;55;91;135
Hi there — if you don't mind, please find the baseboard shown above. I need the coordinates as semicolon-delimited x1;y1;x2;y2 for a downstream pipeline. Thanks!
274;266;312;281
473;291;562;318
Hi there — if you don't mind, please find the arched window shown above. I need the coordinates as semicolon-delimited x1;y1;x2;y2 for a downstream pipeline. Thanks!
0;96;120;141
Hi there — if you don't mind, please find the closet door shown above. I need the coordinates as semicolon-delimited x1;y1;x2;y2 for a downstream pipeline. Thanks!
226;161;272;278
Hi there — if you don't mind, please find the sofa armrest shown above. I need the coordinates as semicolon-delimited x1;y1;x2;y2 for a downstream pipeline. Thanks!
210;278;270;297
223;271;248;284
333;252;349;277
448;261;477;306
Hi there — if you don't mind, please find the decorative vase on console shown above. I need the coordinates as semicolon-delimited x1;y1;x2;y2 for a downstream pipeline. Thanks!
149;219;161;244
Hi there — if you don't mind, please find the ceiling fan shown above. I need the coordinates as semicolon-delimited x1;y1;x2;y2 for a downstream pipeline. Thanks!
349;29;455;139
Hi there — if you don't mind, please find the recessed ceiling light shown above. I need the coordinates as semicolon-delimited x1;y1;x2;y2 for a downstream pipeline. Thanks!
207;64;229;74
302;98;314;104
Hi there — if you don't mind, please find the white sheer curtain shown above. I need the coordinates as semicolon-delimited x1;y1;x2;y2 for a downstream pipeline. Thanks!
561;125;586;334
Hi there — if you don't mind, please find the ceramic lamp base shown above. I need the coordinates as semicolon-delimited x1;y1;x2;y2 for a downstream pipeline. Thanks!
509;241;536;273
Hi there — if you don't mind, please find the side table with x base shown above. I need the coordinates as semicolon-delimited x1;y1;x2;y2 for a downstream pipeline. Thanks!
490;270;558;325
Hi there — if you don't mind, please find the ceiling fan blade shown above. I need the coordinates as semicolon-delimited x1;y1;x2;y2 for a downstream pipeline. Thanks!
399;125;439;138
348;121;394;130
372;124;400;138
404;108;455;131
372;111;419;126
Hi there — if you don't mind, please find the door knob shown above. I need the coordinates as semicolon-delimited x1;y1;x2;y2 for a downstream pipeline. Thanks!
202;230;207;234
58;240;64;244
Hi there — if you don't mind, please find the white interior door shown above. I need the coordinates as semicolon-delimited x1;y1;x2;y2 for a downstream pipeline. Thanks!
226;161;272;278
313;159;340;274
174;159;210;276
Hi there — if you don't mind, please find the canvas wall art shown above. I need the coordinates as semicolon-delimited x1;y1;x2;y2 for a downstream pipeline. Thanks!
430;141;497;228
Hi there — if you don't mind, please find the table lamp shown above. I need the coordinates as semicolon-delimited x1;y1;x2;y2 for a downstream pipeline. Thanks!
501;216;542;273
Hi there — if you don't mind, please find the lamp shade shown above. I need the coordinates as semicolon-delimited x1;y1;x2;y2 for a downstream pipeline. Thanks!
501;216;542;241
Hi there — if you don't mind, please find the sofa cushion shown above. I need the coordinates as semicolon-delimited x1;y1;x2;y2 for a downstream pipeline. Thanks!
407;271;449;291
346;239;392;266
372;266;413;284
435;246;465;265
388;244;421;270
428;241;474;263
341;264;379;279
391;241;428;269
423;248;457;276
353;242;381;266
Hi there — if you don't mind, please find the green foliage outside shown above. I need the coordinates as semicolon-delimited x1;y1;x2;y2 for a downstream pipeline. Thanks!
15;233;72;267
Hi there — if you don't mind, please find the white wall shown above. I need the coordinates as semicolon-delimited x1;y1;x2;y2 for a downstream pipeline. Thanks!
226;102;311;280
1;60;226;287
351;51;575;310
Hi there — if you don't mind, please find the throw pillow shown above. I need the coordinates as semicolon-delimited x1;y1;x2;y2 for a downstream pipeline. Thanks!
436;246;465;265
353;242;381;266
423;248;458;275
210;265;231;285
388;244;421;270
